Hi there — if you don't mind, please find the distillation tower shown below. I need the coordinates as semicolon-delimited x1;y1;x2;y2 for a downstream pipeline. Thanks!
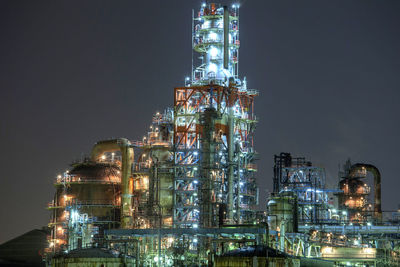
46;3;262;266
123;2;258;232
336;159;382;223
47;139;133;253
48;163;122;251
173;2;258;227
45;3;400;267
267;153;400;266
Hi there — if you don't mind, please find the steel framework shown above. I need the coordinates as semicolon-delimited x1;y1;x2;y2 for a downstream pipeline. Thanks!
173;84;258;227
272;153;333;224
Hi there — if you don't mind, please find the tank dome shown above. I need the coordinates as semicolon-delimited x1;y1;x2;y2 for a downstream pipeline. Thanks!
69;162;121;183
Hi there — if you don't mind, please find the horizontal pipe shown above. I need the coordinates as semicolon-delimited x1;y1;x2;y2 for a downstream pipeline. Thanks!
299;224;400;235
106;227;267;237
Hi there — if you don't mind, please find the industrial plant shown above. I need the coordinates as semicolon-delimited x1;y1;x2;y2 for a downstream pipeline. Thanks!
39;3;400;267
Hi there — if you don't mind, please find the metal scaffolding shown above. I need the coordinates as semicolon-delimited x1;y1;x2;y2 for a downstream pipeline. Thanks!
173;84;258;227
172;2;258;229
45;3;400;266
272;153;334;225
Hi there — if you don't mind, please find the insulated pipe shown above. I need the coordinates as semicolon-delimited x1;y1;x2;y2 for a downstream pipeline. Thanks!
200;108;218;227
223;6;229;70
349;163;382;221
236;159;241;223
227;109;235;221
91;138;134;228
279;219;286;252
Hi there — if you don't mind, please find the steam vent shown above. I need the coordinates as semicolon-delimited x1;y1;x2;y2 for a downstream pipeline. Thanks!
42;3;400;267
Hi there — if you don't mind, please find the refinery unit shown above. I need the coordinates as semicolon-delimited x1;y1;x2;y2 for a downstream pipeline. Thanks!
43;3;400;267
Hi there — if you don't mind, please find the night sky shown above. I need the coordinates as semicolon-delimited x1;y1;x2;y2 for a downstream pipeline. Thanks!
0;0;399;243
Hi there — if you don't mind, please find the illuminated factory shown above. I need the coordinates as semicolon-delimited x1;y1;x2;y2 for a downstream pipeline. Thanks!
43;3;400;267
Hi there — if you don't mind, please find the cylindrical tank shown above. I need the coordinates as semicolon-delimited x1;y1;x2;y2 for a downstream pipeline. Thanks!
51;248;135;267
149;146;173;227
132;145;174;228
337;163;381;222
267;192;297;233
49;162;121;250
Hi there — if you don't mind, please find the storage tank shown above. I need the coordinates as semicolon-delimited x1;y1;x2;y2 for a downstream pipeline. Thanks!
267;192;298;233
48;162;121;251
51;248;135;267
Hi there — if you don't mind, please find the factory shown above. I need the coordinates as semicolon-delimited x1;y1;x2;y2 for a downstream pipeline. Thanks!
42;3;400;267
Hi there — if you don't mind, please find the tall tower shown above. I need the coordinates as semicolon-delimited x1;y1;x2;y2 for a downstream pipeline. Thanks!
192;3;240;84
173;3;258;228
45;3;261;265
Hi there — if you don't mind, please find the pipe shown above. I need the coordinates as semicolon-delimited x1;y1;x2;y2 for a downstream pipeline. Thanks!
349;163;382;221
236;157;241;223
223;6;229;70
227;108;234;221
91;138;134;228
279;219;286;252
200;108;217;227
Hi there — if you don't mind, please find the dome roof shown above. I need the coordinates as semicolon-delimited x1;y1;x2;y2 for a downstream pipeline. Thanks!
69;162;120;182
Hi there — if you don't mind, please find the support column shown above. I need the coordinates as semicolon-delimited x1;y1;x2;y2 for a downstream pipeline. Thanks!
227;108;234;221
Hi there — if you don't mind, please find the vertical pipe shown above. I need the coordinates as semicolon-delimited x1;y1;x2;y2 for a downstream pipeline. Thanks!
223;6;229;70
273;155;279;193
349;164;382;222
120;143;134;228
280;219;286;252
91;138;134;229
158;222;161;267
227;108;234;221
236;156;241;223
173;165;177;226
372;167;382;221
200;108;217;227
191;9;194;81
293;196;298;233
236;7;240;77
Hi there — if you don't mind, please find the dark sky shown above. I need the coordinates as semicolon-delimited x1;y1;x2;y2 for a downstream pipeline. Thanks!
0;0;399;243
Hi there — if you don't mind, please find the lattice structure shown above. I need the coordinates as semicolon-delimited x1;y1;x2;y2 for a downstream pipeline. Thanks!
273;153;332;224
173;84;258;227
131;109;174;229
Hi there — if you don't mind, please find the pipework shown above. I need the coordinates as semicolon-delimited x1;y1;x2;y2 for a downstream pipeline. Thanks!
349;163;382;221
91;138;134;228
